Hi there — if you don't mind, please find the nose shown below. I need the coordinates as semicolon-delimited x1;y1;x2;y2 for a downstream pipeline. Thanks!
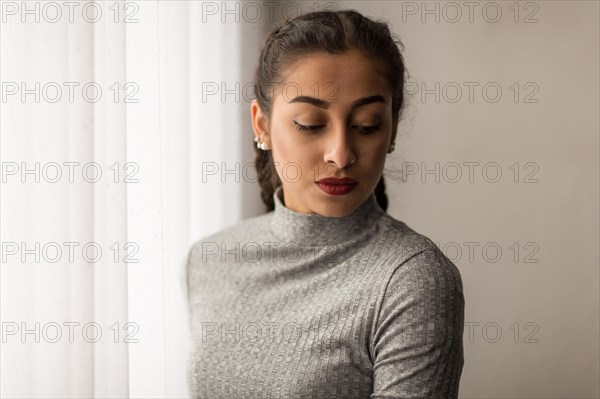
323;126;356;169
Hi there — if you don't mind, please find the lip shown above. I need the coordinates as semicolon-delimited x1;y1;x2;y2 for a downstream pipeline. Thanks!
316;179;358;196
316;177;358;184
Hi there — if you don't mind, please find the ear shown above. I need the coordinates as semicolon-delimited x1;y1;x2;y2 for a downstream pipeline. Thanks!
250;99;271;146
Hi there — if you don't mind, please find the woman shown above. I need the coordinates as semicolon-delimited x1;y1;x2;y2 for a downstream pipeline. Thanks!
186;9;465;399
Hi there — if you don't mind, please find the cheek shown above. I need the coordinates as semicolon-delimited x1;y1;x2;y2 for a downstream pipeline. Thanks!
359;139;388;161
271;120;315;158
353;144;388;180
269;120;290;160
270;124;313;179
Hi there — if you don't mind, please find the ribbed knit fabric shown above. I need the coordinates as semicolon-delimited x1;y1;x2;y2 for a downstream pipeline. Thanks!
186;186;465;399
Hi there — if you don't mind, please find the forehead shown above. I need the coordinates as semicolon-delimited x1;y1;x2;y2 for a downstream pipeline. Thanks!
275;51;391;105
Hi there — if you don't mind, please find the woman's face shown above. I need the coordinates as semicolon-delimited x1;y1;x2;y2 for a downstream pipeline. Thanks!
251;50;396;216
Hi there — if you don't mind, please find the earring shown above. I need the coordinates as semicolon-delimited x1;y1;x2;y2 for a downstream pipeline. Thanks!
254;135;269;151
388;141;396;153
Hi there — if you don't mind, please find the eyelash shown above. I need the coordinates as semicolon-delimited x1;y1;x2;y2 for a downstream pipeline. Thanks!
293;121;381;134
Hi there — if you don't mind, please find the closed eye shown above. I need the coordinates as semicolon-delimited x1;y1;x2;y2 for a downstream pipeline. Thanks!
354;122;381;134
293;121;324;133
293;121;382;134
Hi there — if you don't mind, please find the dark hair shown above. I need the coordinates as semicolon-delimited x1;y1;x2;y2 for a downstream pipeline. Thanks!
253;9;407;212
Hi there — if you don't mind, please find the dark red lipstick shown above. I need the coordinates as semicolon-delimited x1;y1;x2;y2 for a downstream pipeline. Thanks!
315;177;358;196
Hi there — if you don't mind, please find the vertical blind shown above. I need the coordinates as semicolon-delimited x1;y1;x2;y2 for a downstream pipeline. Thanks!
1;1;267;397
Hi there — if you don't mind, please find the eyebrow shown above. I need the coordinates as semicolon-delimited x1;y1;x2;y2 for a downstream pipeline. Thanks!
287;94;387;110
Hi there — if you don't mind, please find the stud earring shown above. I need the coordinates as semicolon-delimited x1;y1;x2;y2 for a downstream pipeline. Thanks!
254;135;269;151
388;141;396;153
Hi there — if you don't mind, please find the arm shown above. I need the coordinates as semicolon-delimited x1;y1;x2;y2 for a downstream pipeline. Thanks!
185;241;201;325
370;249;465;399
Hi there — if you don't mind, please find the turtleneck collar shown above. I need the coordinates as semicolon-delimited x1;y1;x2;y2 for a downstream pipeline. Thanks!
269;185;385;247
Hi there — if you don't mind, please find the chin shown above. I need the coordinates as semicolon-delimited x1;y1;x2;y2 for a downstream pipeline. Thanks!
308;184;362;217
316;198;358;218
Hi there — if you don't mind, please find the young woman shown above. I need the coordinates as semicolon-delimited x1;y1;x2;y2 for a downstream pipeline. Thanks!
187;9;465;399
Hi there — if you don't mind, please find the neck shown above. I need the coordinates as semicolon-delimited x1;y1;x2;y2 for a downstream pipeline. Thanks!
269;186;385;247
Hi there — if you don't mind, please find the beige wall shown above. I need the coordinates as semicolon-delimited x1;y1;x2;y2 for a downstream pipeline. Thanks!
335;1;599;397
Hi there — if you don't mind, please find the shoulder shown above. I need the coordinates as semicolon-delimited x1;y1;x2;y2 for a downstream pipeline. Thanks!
185;212;274;297
372;214;465;311
185;211;274;274
385;246;464;301
374;213;447;265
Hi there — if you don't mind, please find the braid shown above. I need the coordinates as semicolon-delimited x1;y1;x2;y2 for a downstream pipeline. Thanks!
254;138;281;212
374;175;388;212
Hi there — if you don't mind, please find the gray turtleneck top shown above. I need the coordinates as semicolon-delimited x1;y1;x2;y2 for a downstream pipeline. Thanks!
186;186;465;399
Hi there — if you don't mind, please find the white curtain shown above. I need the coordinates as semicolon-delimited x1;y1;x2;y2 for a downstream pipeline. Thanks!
1;1;267;397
